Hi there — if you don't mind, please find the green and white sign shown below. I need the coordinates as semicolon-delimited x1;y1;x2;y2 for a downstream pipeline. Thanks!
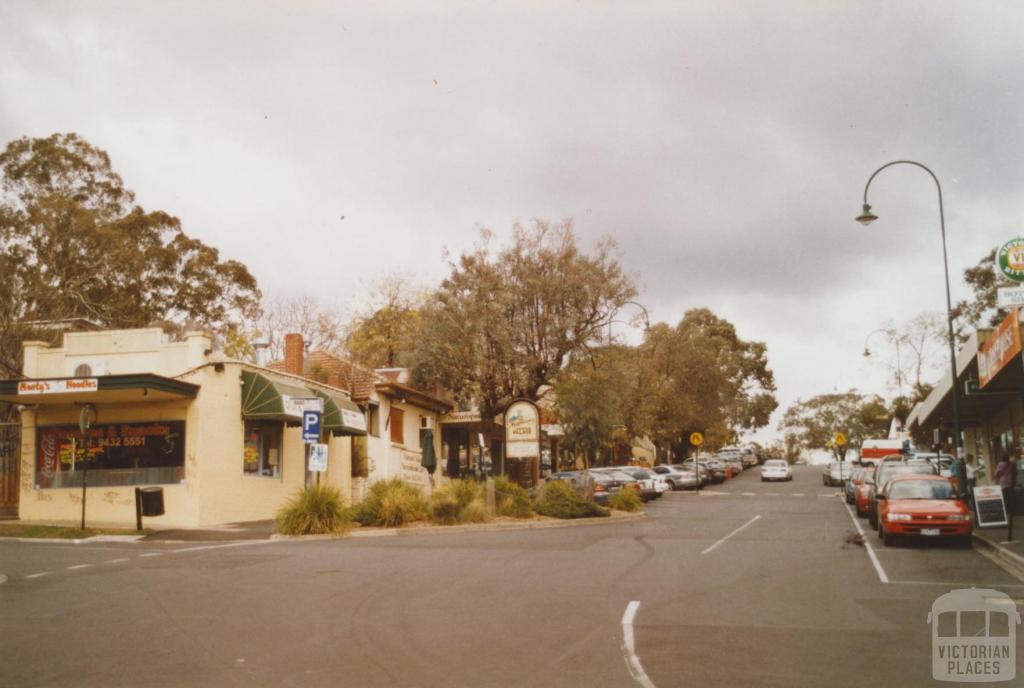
997;238;1024;281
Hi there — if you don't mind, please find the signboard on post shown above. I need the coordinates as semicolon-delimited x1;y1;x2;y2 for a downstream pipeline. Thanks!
308;443;328;472
302;411;321;443
973;485;1009;528
504;400;540;459
689;432;703;447
997;238;1024;282
997;286;1024;308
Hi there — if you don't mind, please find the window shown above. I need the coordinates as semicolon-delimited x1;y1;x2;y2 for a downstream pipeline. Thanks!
367;404;380;438
244;420;282;478
389;406;404;445
35;422;185;488
74;363;93;377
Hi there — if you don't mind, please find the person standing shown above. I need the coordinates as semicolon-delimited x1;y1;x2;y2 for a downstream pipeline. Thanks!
995;454;1017;517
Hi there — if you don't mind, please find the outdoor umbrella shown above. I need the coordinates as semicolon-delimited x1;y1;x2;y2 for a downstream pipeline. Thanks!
420;428;437;472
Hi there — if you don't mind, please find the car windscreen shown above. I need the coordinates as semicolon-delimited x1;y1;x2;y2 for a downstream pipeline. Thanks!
889;480;955;500
764;461;787;467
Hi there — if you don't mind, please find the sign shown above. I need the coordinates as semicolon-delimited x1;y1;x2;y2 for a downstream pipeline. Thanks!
302;411;321;443
974;485;1009;527
998;286;1024;308
307;443;328;472
282;395;322;418
341;408;368;432
18;378;98;395
689;432;704;447
997;238;1024;281
834;432;846;447
504;399;540;459
978;309;1021;388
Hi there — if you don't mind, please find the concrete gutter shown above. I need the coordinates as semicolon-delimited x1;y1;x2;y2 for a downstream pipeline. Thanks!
271;511;647;542
972;531;1024;583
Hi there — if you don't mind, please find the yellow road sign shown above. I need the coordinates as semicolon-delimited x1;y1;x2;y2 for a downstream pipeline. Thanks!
689;432;704;447
834;432;846;447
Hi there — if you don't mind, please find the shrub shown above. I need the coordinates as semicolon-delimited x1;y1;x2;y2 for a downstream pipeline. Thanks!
428;487;462;525
451;479;483;509
352;478;427;527
459;500;492;524
608;488;642;512
494;476;534;518
276;484;352;535
533;480;609;519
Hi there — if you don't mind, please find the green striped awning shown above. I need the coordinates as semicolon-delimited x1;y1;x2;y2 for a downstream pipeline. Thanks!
240;370;315;423
313;388;368;436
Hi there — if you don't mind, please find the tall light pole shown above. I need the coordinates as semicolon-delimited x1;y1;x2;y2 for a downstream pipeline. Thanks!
855;160;965;495
863;327;905;399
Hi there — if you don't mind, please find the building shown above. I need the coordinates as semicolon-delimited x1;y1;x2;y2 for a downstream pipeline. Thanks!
0;328;366;528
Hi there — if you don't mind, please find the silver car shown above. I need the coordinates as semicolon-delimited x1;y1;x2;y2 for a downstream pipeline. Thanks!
653;465;699;490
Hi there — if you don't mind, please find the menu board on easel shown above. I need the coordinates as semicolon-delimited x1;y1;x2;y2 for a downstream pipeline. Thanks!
974;485;1009;527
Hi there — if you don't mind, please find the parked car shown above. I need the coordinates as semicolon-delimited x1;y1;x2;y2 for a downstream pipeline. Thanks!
876;474;972;547
652;465;699;490
845;467;869;504
912;452;955;478
760;459;793;482
683;458;728;483
866;459;939;528
822;461;857;487
714;454;744;477
548;470;625;504
596;467;655;500
612;466;671;498
678;460;717;485
854;464;877;517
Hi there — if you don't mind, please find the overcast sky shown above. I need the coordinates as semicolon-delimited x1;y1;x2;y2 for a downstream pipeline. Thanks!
3;1;1023;443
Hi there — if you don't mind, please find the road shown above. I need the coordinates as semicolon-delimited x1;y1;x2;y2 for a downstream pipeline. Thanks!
1;466;1022;687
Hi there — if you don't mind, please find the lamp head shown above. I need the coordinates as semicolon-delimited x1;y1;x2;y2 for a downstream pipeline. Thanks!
862;347;871;357
855;204;878;226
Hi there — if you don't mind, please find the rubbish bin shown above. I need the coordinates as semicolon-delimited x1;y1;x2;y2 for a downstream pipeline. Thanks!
139;486;165;517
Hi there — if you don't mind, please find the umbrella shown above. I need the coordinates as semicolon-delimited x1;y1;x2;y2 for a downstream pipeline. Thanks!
420;428;437;472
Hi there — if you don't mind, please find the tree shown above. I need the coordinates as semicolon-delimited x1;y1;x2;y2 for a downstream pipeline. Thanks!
951;248;1013;341
409;219;636;423
0;133;261;373
345;275;423;369
633;310;777;458
866;313;945;401
245;293;347;363
778;391;890;461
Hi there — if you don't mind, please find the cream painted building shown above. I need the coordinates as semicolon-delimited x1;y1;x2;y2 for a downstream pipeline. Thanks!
0;328;366;528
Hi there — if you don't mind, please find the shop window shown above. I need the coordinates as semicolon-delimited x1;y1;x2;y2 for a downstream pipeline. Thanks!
389;407;404;445
367;405;380;438
243;420;283;478
35;422;185;489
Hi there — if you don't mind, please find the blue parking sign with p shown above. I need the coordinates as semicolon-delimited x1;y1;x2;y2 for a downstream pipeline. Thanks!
302;411;321;443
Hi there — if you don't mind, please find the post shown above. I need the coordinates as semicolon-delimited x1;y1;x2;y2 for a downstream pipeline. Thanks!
80;455;87;531
135;487;143;531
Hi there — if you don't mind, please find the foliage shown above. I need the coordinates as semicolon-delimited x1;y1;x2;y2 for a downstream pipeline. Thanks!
351;436;369;478
865;315;946;401
533;479;609;519
632;309;777;458
429;479;491;524
275;484;352;535
458;500;491;524
351;478;426;527
778;391;890;461
345;275;424;369
951;248;1013;341
493;476;534;518
427;487;462;525
408;219;636;423
0;133;261;373
450;478;482;509
608;488;642;512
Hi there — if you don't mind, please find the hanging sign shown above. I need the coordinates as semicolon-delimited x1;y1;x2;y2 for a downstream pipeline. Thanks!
997;238;1024;281
504;399;540;459
978;309;1021;388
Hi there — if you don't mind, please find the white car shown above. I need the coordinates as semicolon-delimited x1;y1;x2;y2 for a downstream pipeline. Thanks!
760;459;793;482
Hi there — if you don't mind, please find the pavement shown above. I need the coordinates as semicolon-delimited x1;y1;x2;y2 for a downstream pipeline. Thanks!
973;520;1024;579
140;519;278;541
3;466;1023;688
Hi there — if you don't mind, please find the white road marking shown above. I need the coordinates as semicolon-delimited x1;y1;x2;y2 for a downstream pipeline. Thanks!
25;572;52;579
621;601;656;688
139;552;162;558
104;558;130;564
791;493;805;497
742;492;757;496
701;515;762;555
67;564;93;570
169;541;270;554
843;502;888;584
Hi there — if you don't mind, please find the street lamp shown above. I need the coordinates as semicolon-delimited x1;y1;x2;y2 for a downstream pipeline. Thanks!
855;160;965;494
863;328;905;399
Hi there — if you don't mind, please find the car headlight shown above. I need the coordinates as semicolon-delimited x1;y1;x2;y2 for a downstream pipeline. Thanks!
886;513;912;521
947;514;971;521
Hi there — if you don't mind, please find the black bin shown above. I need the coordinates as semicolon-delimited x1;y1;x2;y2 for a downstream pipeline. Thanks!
139;486;165;517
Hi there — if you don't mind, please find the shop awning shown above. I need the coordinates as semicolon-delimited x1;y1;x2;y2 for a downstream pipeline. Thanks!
240;370;316;424
313;388;367;436
0;374;199;405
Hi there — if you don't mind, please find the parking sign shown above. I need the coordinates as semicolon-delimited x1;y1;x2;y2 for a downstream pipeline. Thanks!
302;411;321;443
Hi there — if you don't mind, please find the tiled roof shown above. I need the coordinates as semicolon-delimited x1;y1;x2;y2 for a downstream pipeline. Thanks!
265;352;378;402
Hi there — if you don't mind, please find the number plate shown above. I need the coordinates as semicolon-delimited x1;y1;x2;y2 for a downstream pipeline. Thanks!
921;528;940;536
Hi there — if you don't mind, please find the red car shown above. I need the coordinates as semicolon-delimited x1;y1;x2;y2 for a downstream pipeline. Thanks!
854;464;876;517
876;474;972;547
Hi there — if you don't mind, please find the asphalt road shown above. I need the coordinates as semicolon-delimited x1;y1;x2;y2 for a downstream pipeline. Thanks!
2;466;1022;687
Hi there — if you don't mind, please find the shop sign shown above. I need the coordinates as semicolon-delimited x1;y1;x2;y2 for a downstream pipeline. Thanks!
18;378;98;395
998;238;1024;281
973;485;1008;527
997;285;1024;308
504;399;540;459
978;309;1021;388
442;410;482;423
282;395;322;418
341;408;368;432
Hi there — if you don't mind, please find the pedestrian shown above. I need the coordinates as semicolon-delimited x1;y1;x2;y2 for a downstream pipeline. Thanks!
995;453;1017;516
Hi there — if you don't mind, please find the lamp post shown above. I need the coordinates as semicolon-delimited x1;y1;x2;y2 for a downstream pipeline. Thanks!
855;160;965;495
863;327;905;399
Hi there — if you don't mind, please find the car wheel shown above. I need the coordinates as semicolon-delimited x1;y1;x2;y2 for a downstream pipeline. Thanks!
882;529;896;547
868;511;877;529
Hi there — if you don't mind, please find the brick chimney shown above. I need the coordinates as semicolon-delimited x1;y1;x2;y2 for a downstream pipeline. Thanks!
283;334;304;376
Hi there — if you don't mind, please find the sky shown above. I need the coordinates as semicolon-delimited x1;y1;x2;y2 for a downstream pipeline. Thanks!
3;1;1023;444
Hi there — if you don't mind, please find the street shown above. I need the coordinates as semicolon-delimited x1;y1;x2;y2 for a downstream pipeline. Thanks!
2;466;1022;688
